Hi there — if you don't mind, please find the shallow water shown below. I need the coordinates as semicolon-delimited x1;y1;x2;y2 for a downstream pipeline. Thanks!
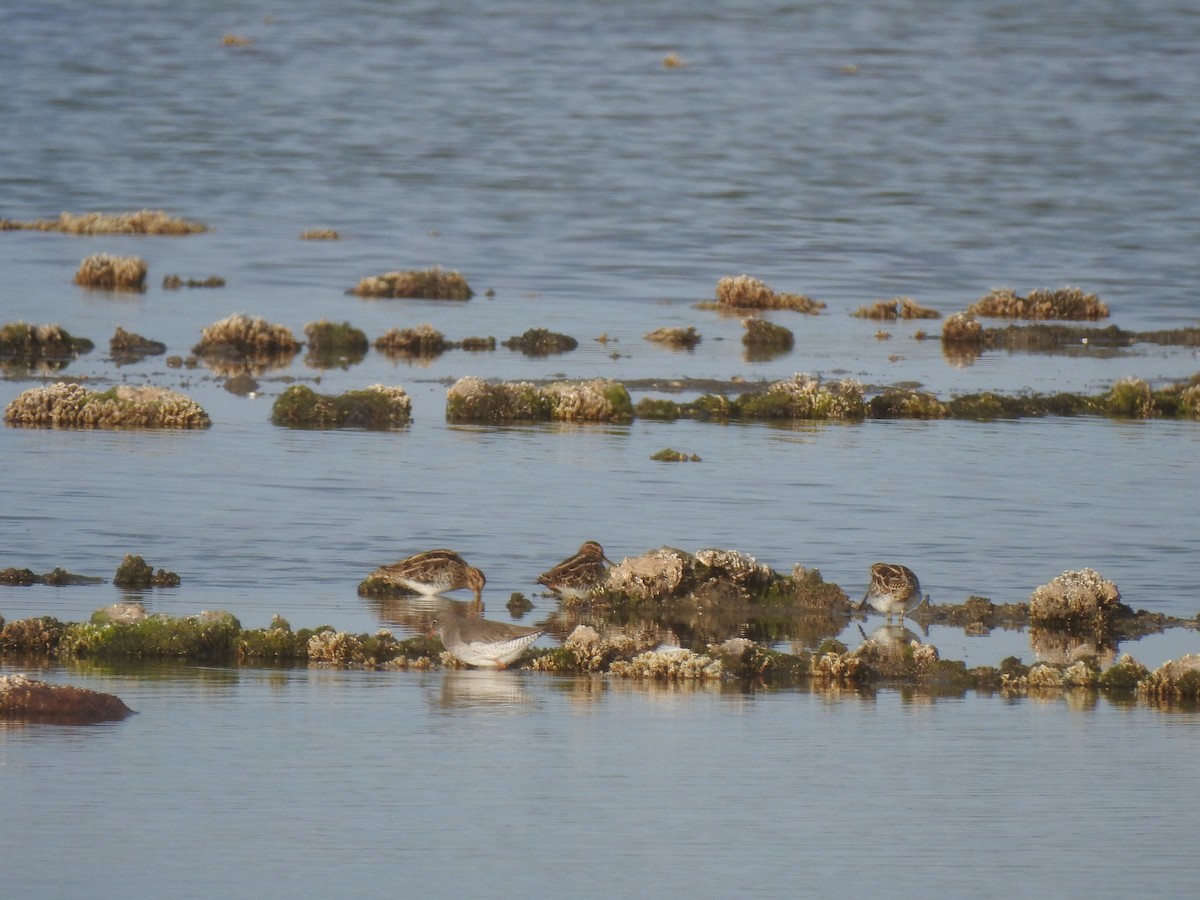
3;0;1200;896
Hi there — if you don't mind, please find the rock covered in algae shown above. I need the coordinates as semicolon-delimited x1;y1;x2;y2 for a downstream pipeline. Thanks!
608;647;723;680
74;254;148;292
109;327;166;365
1029;568;1123;630
4;383;211;429
852;297;941;320
0;674;134;723
445;376;633;424
0;209;206;235
91;602;149;625
162;275;224;289
194;313;300;358
375;324;447;357
715;275;824;314
1;322;95;361
739;373;865;420
303;320;368;368
967;286;1108;321
270;383;412;429
299;228;339;240
651;448;701;462
113;554;180;588
868;387;949;419
741;317;794;356
1137;654;1200;702
941;311;986;345
349;267;473;300
501;328;579;356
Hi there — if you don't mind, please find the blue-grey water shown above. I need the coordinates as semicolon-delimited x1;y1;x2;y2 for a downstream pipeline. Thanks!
2;1;1199;896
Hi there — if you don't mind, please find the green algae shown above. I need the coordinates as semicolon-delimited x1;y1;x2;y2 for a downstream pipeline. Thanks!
59;613;242;660
501;328;579;356
271;384;412;429
651;448;700;462
113;554;180;588
303;320;369;369
0;322;95;361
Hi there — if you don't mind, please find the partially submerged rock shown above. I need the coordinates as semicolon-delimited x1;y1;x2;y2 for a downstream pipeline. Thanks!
5;383;211;429
1137;654;1200;702
741;317;794;360
303;320;368;369
1029;568;1125;631
651;448;701;462
714;275;824;314
644;326;701;349
110;327;167;365
162;275;225;289
502;328;578;356
445;377;633;424
968;286;1109;321
113;554;180;589
853;297;941;320
375;324;447;358
0;209;205;235
0;674;133;724
192;314;300;375
74;254;148;292
300;229;340;240
271;384;412;429
0;322;94;363
349;267;473;300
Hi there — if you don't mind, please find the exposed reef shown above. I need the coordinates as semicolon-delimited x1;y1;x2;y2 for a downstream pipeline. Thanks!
303;320;369;369
651;448;701;462
967;286;1109;320
74;254;148;292
852;297;941;320
271;384;412;429
349;267;473;300
713;275;825;314
162;274;225;289
1;322;94;364
644;326;701;349
5;382;211;429
445;377;633;424
191;313;300;375
502;328;579;356
741;317;794;360
0;674;134;724
113;554;181;589
0;209;206;235
110;327;167;365
0;567;101;586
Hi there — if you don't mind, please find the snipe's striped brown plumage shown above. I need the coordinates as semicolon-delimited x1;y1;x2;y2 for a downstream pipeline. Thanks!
372;549;485;603
431;615;544;669
858;562;928;621
537;540;613;599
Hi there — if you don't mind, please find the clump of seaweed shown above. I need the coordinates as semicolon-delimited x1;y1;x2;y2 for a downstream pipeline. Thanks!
0;616;67;655
651;448;701;462
5;383;211;429
113;554;180;589
1137;655;1200;702
374;324;447;359
162;275;225;289
941;311;987;346
868;387;949;419
852;297;941;320
300;229;339;240
74;254;147;292
349;267;473;300
58;611;241;660
644;326;701;349
741;317;794;360
502;328;579;356
1029;568;1125;631
1101;377;1158;418
303;320;368;369
968;286;1109;321
445;377;632;424
0;674;133;724
1;322;94;362
192;313;300;375
271;384;412;429
737;373;866;421
110;327;166;366
0;209;206;235
715;275;824;314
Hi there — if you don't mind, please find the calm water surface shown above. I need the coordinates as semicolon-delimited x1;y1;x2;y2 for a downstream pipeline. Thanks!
3;0;1200;896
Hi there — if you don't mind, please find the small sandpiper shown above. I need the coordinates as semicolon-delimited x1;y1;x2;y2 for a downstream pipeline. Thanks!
537;540;614;599
431;615;545;669
858;562;929;622
373;549;485;604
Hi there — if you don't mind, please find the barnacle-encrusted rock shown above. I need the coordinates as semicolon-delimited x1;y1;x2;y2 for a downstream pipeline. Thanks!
608;648;723;680
852;297;941;320
0;616;66;655
194;313;300;356
0;674;133;723
271;384;412;429
605;547;697;603
968;286;1108;321
694;548;775;590
162;275;224;289
715;275;824;314
501;328;578;356
1137;654;1200;702
74;254;148;292
0;209;206;235
1029;568;1123;630
110;327;167;365
529;625;646;674
113;554;180;588
1;322;95;361
445;377;633;424
941;311;986;345
644;326;701;349
306;629;404;668
91;602;149;625
739;373;866;420
5;383;211;429
375;324;447;358
349;267;473;300
650;448;701;462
